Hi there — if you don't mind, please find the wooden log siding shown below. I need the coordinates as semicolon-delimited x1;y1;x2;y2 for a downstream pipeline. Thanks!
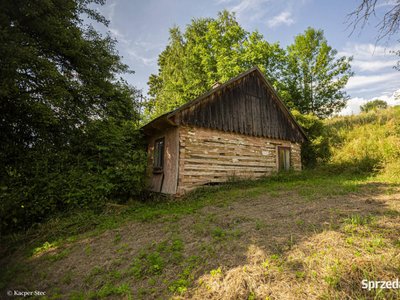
177;125;301;194
173;71;306;143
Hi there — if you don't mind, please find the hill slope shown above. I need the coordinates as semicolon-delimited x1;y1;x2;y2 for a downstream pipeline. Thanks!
326;106;400;178
1;108;400;300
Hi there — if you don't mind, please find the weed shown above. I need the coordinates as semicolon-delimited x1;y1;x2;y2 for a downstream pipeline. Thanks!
212;227;227;238
169;279;190;295
114;235;121;243
255;220;262;230
61;271;73;285
261;259;270;269
210;268;222;276
344;213;373;226
147;252;164;275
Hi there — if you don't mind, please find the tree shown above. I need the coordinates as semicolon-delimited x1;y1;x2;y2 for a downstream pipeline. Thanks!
0;0;137;171
346;0;400;70
147;10;286;119
282;27;354;118
347;0;400;43
0;0;149;235
360;99;388;112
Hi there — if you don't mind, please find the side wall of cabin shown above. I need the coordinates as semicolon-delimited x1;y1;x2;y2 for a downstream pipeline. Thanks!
177;125;301;194
147;127;179;194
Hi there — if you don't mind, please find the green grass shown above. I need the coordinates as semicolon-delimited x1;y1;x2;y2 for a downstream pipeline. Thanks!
326;106;400;179
2;107;400;299
1;166;399;299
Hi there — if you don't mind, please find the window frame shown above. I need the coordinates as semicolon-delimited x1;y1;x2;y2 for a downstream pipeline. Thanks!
153;137;165;173
277;146;291;171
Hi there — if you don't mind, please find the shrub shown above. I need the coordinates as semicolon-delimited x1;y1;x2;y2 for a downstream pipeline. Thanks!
0;118;149;236
292;110;331;168
360;99;388;113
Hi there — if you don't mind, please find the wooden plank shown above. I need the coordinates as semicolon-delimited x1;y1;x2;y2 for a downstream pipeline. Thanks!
183;165;274;171
185;153;275;162
181;170;272;176
180;173;267;184
185;150;275;159
182;158;277;167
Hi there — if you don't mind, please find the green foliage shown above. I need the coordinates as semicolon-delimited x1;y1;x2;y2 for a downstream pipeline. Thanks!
147;252;164;275
344;213;373;226
147;9;286;119
0;0;136;168
148;15;353;121
325;106;400;177
292;110;331;168
0;118;149;235
168;279;190;295
0;1;149;236
360;99;388;112
283;27;353;118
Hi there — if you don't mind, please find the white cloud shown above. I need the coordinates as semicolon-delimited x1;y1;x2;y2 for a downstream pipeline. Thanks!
108;28;164;67
230;0;271;15
376;0;399;8
338;42;398;60
100;0;117;23
346;73;400;90
340;88;400;116
267;11;294;27
133;39;165;52
127;49;158;66
225;0;276;23
338;41;399;102
222;0;305;25
109;28;131;46
351;59;399;72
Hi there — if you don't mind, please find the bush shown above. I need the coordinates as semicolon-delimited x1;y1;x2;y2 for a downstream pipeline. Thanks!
0;118;149;236
292;110;331;168
360;99;388;113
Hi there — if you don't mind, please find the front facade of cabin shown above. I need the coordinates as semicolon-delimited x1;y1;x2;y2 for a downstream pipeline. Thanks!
142;66;308;195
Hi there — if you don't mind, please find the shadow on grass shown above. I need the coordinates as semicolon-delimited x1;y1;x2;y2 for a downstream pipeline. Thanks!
1;166;399;299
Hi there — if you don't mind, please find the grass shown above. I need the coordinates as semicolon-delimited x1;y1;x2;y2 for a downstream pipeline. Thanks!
1;167;399;299
1;107;400;299
326;106;400;178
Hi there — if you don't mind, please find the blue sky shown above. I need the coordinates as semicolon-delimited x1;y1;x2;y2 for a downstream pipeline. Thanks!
90;0;400;115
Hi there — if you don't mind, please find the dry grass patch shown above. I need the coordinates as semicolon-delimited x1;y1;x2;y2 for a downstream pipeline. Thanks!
1;179;400;299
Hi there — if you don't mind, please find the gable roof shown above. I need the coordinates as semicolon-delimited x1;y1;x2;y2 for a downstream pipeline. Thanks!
142;66;308;142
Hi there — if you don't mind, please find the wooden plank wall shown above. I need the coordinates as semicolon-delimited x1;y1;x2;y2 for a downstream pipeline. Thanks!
177;125;301;194
174;72;306;143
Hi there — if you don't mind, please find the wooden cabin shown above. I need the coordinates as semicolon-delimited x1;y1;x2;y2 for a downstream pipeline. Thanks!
141;66;308;195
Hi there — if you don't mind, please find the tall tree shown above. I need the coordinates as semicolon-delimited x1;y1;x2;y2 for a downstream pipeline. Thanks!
147;10;286;119
0;0;149;234
282;27;354;118
0;0;137;170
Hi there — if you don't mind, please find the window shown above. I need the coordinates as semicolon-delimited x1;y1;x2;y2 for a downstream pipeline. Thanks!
154;138;164;172
278;147;291;171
